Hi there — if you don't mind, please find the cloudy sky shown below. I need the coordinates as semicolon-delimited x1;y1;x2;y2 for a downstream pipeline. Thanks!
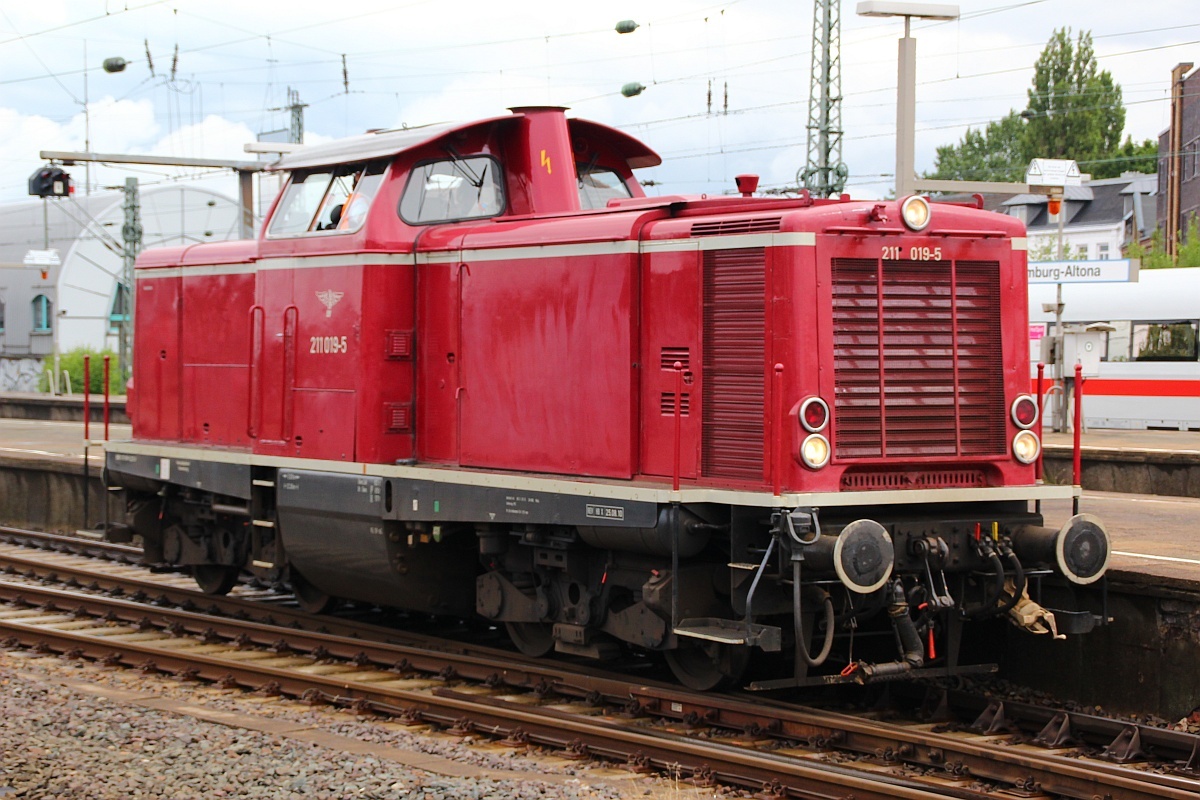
0;0;1195;211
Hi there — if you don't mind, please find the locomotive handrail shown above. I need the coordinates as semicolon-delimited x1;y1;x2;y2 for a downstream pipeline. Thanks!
672;362;683;492
1073;362;1084;515
1035;363;1045;481
247;305;264;439
823;225;1006;238
282;305;299;443
772;364;784;497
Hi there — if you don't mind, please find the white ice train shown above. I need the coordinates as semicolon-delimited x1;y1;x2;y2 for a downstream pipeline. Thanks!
1027;267;1200;431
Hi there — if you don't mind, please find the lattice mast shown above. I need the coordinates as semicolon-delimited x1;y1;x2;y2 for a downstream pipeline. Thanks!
799;0;847;197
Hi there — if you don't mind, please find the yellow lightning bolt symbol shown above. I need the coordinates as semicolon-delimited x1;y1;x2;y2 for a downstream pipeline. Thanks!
540;149;552;175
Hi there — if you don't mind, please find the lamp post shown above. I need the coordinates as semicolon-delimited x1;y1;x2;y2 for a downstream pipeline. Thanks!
856;2;959;198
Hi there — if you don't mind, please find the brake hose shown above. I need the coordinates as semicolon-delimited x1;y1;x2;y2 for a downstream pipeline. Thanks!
793;560;835;666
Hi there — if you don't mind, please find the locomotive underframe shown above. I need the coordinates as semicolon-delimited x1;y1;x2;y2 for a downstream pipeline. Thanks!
104;447;1104;688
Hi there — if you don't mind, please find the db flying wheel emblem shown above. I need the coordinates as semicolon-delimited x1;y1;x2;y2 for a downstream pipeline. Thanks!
316;290;344;317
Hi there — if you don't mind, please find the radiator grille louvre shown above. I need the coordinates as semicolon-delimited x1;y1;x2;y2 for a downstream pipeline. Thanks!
840;469;987;491
702;248;766;480
832;258;1005;460
692;217;782;236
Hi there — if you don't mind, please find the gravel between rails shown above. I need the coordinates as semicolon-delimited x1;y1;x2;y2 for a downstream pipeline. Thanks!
0;648;719;800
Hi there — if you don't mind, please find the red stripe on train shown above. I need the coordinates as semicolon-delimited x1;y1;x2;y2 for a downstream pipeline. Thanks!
1030;378;1200;397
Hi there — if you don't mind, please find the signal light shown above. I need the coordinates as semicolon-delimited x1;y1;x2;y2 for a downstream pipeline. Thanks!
28;165;72;198
799;397;830;432
1047;197;1062;216
1011;395;1038;429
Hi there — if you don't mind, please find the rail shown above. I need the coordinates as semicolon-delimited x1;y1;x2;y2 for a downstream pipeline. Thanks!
1;532;1197;800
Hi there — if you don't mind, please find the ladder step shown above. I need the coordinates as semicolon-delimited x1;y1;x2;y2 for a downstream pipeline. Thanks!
674;625;746;645
251;560;276;569
252;479;275;487
728;562;761;571
252;519;276;528
674;617;782;651
74;529;105;541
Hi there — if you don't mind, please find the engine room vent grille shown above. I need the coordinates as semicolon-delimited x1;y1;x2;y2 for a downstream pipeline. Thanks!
385;330;413;360
384;402;413;433
691;217;782;237
660;392;691;416
660;346;691;371
840;468;987;491
702;247;766;480
832;258;1006;460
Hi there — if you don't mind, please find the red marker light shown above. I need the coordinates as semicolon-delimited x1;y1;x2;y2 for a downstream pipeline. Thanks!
1011;395;1038;429
799;397;830;433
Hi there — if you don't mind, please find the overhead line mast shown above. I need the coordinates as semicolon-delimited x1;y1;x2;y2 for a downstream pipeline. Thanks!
799;0;847;198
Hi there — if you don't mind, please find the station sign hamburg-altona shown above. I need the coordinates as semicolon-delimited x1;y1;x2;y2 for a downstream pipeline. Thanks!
1027;258;1139;284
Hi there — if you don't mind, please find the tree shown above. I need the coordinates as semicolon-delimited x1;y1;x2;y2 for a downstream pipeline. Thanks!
1022;29;1123;169
927;112;1025;182
926;29;1147;182
1091;136;1159;179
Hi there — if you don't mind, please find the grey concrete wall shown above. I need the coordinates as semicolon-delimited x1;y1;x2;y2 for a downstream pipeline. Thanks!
1003;579;1200;720
0;456;121;534
0;392;128;424
1043;446;1200;498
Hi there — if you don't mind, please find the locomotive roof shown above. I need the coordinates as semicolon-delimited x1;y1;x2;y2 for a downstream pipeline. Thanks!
268;111;661;172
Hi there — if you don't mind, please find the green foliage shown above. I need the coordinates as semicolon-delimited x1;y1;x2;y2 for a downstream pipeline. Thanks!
1091;136;1160;179
38;347;118;395
927;28;1152;183
928;112;1026;182
1178;214;1200;268
1022;29;1123;169
1127;214;1200;269
1027;236;1085;261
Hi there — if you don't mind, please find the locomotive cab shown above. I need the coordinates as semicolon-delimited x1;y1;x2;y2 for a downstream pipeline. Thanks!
107;106;1109;690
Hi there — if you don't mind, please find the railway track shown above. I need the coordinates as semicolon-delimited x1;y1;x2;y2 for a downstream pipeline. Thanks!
2;530;1199;799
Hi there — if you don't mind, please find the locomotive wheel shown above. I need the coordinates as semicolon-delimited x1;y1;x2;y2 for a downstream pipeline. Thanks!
665;639;750;691
191;564;240;596
505;621;555;658
290;570;339;615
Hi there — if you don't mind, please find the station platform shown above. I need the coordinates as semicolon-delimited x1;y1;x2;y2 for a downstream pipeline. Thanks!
0;391;128;424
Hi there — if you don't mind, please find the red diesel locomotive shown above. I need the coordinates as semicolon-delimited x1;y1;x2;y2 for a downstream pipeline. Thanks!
104;107;1109;689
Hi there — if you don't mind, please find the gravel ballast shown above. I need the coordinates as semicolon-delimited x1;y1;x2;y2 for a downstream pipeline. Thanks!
0;648;715;799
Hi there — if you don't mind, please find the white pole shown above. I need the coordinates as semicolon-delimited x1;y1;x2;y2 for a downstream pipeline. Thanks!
895;16;916;198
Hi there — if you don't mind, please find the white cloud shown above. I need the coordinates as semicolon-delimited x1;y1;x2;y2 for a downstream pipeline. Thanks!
0;0;1193;205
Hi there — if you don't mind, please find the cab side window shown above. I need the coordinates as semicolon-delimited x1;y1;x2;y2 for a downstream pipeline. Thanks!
577;165;633;210
398;156;504;224
267;160;388;236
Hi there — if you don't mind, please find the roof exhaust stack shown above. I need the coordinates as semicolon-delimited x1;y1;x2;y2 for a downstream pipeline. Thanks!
735;174;759;197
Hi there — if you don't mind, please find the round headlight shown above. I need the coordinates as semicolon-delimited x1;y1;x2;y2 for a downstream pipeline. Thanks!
800;433;831;469
1013;430;1040;464
1011;395;1038;429
900;195;931;231
799;397;830;432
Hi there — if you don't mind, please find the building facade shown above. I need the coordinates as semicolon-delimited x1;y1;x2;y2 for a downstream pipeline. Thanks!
0;186;242;391
1158;65;1200;246
1000;173;1156;261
